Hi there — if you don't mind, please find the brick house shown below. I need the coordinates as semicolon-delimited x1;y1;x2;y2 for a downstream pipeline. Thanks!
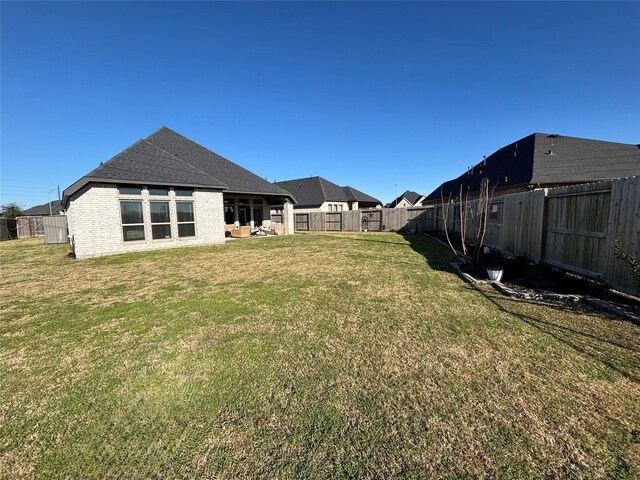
63;127;296;259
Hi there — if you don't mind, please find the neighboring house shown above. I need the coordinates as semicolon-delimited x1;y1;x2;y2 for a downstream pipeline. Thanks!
424;133;640;204
63;127;296;259
273;176;381;213
386;190;426;208
22;200;64;216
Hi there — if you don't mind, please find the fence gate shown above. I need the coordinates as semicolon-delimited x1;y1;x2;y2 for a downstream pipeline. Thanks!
295;213;309;231
361;210;382;231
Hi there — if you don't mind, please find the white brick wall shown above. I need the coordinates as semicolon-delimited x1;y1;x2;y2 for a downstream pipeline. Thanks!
282;200;294;234
67;183;225;259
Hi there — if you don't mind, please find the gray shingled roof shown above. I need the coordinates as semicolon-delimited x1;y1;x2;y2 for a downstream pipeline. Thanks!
425;133;640;202
341;186;381;204
63;127;295;204
23;200;63;216
274;177;381;208
387;190;425;208
531;133;640;184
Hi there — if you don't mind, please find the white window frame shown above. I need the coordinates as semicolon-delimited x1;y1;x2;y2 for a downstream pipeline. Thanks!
176;201;196;238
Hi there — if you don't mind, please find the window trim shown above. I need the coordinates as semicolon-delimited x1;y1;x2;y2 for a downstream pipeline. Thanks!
176;201;196;238
120;200;145;242
150;201;172;240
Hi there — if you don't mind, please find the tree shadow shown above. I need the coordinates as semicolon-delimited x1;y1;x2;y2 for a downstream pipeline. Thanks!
328;232;457;272
476;287;640;383
324;232;639;381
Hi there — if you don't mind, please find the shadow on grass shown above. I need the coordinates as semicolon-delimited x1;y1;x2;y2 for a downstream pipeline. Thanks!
327;232;456;272
477;287;640;383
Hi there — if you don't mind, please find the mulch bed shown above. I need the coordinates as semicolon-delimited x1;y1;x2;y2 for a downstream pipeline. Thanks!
429;231;640;316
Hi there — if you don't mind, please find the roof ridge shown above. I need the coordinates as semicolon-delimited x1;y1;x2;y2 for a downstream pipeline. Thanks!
144;125;172;139
317;177;329;202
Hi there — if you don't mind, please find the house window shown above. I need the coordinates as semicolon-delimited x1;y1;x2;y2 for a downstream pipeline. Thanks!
176;202;195;237
149;187;169;196
224;201;235;224
150;201;171;239
118;186;142;195
338;204;344;211
175;188;193;197
120;201;145;241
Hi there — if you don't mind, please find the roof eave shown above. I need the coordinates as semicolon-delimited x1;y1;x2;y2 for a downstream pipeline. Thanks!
62;177;229;207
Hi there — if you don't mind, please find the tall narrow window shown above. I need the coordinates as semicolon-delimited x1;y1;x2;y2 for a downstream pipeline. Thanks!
121;201;145;241
150;201;171;239
253;205;263;226
176;202;195;237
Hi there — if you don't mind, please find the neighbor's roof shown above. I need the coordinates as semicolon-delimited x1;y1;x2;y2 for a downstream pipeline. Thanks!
23;200;63;216
63;127;295;205
387;190;425;208
274;177;381;208
425;133;640;201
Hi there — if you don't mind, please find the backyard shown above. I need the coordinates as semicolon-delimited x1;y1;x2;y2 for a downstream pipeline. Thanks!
1;233;638;478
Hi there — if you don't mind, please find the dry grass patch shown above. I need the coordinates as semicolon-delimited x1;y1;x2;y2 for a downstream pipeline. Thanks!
0;234;638;479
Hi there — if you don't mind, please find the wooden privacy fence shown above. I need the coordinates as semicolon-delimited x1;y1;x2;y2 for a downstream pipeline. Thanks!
293;176;639;295
17;216;44;238
438;177;640;296
0;217;18;241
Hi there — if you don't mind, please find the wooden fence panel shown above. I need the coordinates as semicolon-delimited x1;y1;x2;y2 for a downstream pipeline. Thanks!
502;190;546;261
325;212;342;231
483;200;504;249
605;176;640;294
294;213;309;231
342;210;361;231
271;214;283;224
543;181;612;277
307;212;325;231
361;210;382;231
0;218;17;241
383;208;408;231
17;216;44;238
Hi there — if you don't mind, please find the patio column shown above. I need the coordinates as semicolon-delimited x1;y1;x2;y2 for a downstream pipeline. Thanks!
283;200;294;235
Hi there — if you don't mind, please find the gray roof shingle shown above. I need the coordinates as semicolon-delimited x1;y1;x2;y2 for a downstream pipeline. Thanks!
64;127;294;203
274;177;381;208
425;133;640;201
23;200;63;216
387;190;425;208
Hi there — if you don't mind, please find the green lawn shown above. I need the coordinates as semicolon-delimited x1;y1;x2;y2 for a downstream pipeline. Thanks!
1;233;638;479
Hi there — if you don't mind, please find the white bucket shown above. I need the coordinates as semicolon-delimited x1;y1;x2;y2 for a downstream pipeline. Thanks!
486;268;504;282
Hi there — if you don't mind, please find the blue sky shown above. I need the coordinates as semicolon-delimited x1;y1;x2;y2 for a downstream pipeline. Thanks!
1;1;639;209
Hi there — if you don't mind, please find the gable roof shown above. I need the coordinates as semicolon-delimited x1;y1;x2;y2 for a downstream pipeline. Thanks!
274;176;381;208
425;133;640;202
63;127;295;205
23;200;63;216
387;190;425;208
341;186;381;204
